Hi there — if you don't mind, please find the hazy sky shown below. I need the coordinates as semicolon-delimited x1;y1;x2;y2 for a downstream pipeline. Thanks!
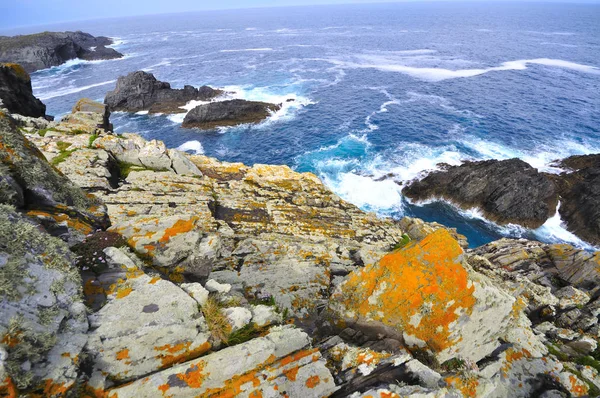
1;0;598;30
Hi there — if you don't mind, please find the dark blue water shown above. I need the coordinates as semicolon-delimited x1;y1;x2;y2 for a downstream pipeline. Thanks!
8;3;600;248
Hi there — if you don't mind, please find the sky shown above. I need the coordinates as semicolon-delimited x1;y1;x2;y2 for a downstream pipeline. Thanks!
1;0;598;30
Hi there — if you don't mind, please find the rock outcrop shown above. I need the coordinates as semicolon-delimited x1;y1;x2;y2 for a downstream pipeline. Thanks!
555;154;600;246
0;31;123;73
403;159;558;229
0;63;46;118
0;110;108;244
182;99;281;129
104;71;222;113
3;98;600;398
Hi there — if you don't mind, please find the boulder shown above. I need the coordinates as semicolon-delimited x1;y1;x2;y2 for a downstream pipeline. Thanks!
0;63;46;117
328;229;515;364
0;31;123;73
0;112;108;243
60;98;111;132
182;99;280;129
403;159;558;229
0;206;88;395
104;71;221;113
86;247;211;385
105;326;337;397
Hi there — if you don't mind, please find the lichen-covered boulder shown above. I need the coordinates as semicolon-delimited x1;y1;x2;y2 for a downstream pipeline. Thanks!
328;229;515;364
60;98;111;132
85;247;211;387
0;112;108;243
106;326;337;397
0;205;88;395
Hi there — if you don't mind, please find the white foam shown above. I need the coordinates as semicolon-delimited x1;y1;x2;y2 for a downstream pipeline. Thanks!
176;140;204;155
326;172;403;211
533;202;595;250
108;38;127;48
325;56;600;82
167;113;186;124
37;80;116;100
135;110;149;115
220;48;274;53
245;27;257;31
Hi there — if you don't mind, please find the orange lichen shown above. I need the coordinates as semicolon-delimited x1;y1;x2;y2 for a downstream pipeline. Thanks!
149;276;161;284
380;392;399;398
115;285;133;299
445;374;479;397
283;366;300;381
116;349;130;361
501;348;532;376
159;217;198;244
42;379;70;396
305;375;321;388
1;331;21;348
335;229;474;354
176;362;208;389
155;341;211;368
568;375;589;397
0;377;18;398
249;390;263;398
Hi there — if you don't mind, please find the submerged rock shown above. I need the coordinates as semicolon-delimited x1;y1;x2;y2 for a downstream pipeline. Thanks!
182;99;280;129
403;159;558;229
104;71;222;113
0;31;123;73
0;63;46;118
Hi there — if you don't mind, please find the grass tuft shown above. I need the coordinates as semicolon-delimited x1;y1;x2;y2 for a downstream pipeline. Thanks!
201;296;232;344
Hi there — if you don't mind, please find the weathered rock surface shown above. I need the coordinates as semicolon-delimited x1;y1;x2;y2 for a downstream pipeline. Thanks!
0;31;123;73
555;154;600;246
106;326;337;397
60;98;111;132
182;99;281;129
0;111;108;243
0;205;88;395
104;71;222;113
328;229;515;364
403;159;558;229
0;63;46;118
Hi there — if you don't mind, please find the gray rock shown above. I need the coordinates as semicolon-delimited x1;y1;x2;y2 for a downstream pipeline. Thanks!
0;63;46;117
0;31;123;73
182;99;281;129
104;71;221;113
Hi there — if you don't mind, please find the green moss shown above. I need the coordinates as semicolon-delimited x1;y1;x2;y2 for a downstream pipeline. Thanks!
3;315;57;389
37;127;61;137
66;128;87;136
441;358;466;371
88;134;99;148
51;149;76;166
576;356;600;373
547;343;571;362
225;323;263;347
392;234;411;251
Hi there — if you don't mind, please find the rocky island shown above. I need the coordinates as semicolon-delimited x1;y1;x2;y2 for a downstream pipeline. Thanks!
0;31;123;73
1;63;600;398
182;99;281;129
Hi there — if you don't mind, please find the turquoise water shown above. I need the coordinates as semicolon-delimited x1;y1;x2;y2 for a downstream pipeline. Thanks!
11;2;600;248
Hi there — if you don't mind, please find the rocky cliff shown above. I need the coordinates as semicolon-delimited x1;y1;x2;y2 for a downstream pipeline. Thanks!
0;63;46;118
1;99;600;398
0;31;123;73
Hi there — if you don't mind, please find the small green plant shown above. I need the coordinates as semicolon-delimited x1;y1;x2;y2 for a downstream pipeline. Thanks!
51;145;76;165
66;128;88;135
546;343;570;362
226;323;263;346
576;355;600;373
201;296;232;344
88;134;99;148
441;358;466;371
393;234;412;251
37;127;61;137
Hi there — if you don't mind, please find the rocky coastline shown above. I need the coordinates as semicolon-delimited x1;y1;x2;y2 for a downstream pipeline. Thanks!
1;63;600;398
0;31;123;73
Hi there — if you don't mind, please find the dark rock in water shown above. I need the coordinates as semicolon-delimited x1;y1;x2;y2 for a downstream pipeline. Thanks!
104;71;222;113
556;154;600;245
0;31;123;73
403;158;558;229
0;63;46;117
182;99;280;129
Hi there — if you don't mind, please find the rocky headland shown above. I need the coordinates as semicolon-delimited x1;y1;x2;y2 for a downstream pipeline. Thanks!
0;31;123;73
182;99;281;129
1;64;600;398
403;157;600;245
104;71;222;114
0;63;47;118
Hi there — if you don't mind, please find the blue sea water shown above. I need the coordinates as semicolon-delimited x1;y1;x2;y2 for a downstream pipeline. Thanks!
7;2;600;248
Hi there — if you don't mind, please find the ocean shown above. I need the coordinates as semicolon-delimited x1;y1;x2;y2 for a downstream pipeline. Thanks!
7;2;600;248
